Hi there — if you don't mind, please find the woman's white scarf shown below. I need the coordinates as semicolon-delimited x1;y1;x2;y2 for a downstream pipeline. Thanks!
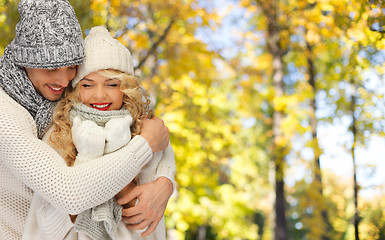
70;104;131;240
69;103;131;126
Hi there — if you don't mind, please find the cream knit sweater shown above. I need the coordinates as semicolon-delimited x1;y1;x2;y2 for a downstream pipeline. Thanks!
22;111;174;240
0;87;157;240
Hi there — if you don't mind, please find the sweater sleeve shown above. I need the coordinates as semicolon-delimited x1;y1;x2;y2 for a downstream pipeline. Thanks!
136;143;176;194
153;144;176;193
0;94;153;215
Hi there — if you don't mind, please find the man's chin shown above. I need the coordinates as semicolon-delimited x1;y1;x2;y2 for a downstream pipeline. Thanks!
44;94;63;102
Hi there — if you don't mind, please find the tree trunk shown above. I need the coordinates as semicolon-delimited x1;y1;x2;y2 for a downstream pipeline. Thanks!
350;78;360;240
196;226;207;240
255;0;288;239
272;53;286;240
306;42;332;240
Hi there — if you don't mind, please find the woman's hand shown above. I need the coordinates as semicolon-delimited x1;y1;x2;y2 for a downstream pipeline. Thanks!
116;177;173;237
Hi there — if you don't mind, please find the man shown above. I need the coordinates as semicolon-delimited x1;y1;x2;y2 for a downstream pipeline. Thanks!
0;0;174;239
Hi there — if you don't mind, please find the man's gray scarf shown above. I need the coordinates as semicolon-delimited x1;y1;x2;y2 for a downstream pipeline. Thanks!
71;104;131;240
0;47;55;139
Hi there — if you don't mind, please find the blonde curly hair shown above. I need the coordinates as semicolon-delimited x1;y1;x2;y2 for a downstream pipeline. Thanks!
50;69;152;166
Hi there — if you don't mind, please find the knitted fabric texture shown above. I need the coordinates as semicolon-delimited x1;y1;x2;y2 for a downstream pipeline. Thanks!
74;199;122;240
72;26;134;87
70;104;129;240
69;106;160;239
0;48;55;138
69;103;132;126
8;0;84;68
0;86;155;240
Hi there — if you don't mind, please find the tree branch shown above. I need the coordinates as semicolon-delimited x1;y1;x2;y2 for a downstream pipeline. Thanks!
135;18;175;70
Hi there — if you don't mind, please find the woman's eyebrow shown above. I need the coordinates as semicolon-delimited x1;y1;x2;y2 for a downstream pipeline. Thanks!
106;78;119;81
81;78;94;82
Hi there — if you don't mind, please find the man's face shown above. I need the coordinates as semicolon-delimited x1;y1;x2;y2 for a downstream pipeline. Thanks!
24;66;77;101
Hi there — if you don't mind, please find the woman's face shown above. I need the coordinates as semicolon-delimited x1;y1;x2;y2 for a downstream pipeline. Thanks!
25;66;77;101
78;71;124;111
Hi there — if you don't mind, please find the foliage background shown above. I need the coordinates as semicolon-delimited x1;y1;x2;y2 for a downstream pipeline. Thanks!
1;0;385;239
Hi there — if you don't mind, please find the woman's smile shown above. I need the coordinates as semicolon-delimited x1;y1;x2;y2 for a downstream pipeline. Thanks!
90;103;112;111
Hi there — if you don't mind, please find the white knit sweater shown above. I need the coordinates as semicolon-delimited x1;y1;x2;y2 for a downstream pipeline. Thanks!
0;87;159;240
22;112;175;240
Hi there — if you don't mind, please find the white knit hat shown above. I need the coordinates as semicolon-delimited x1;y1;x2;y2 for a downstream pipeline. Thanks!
72;26;134;87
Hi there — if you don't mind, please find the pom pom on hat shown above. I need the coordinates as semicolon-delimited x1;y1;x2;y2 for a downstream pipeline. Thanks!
72;26;134;87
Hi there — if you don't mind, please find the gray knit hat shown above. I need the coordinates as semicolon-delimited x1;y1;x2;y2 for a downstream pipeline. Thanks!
8;0;85;69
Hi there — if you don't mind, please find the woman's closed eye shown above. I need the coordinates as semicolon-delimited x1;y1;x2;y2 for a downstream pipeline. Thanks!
81;83;92;88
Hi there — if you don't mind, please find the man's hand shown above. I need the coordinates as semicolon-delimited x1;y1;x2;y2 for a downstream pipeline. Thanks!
115;181;137;209
140;117;169;153
116;177;173;237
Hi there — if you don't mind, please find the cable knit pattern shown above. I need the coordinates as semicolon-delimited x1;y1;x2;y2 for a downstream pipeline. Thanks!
9;0;84;68
0;86;153;240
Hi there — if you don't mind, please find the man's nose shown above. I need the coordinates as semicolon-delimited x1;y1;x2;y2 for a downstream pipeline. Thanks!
54;68;73;87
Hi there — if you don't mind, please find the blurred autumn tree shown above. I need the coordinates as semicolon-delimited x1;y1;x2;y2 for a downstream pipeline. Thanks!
238;0;385;239
72;0;260;239
0;0;18;53
1;0;385;239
